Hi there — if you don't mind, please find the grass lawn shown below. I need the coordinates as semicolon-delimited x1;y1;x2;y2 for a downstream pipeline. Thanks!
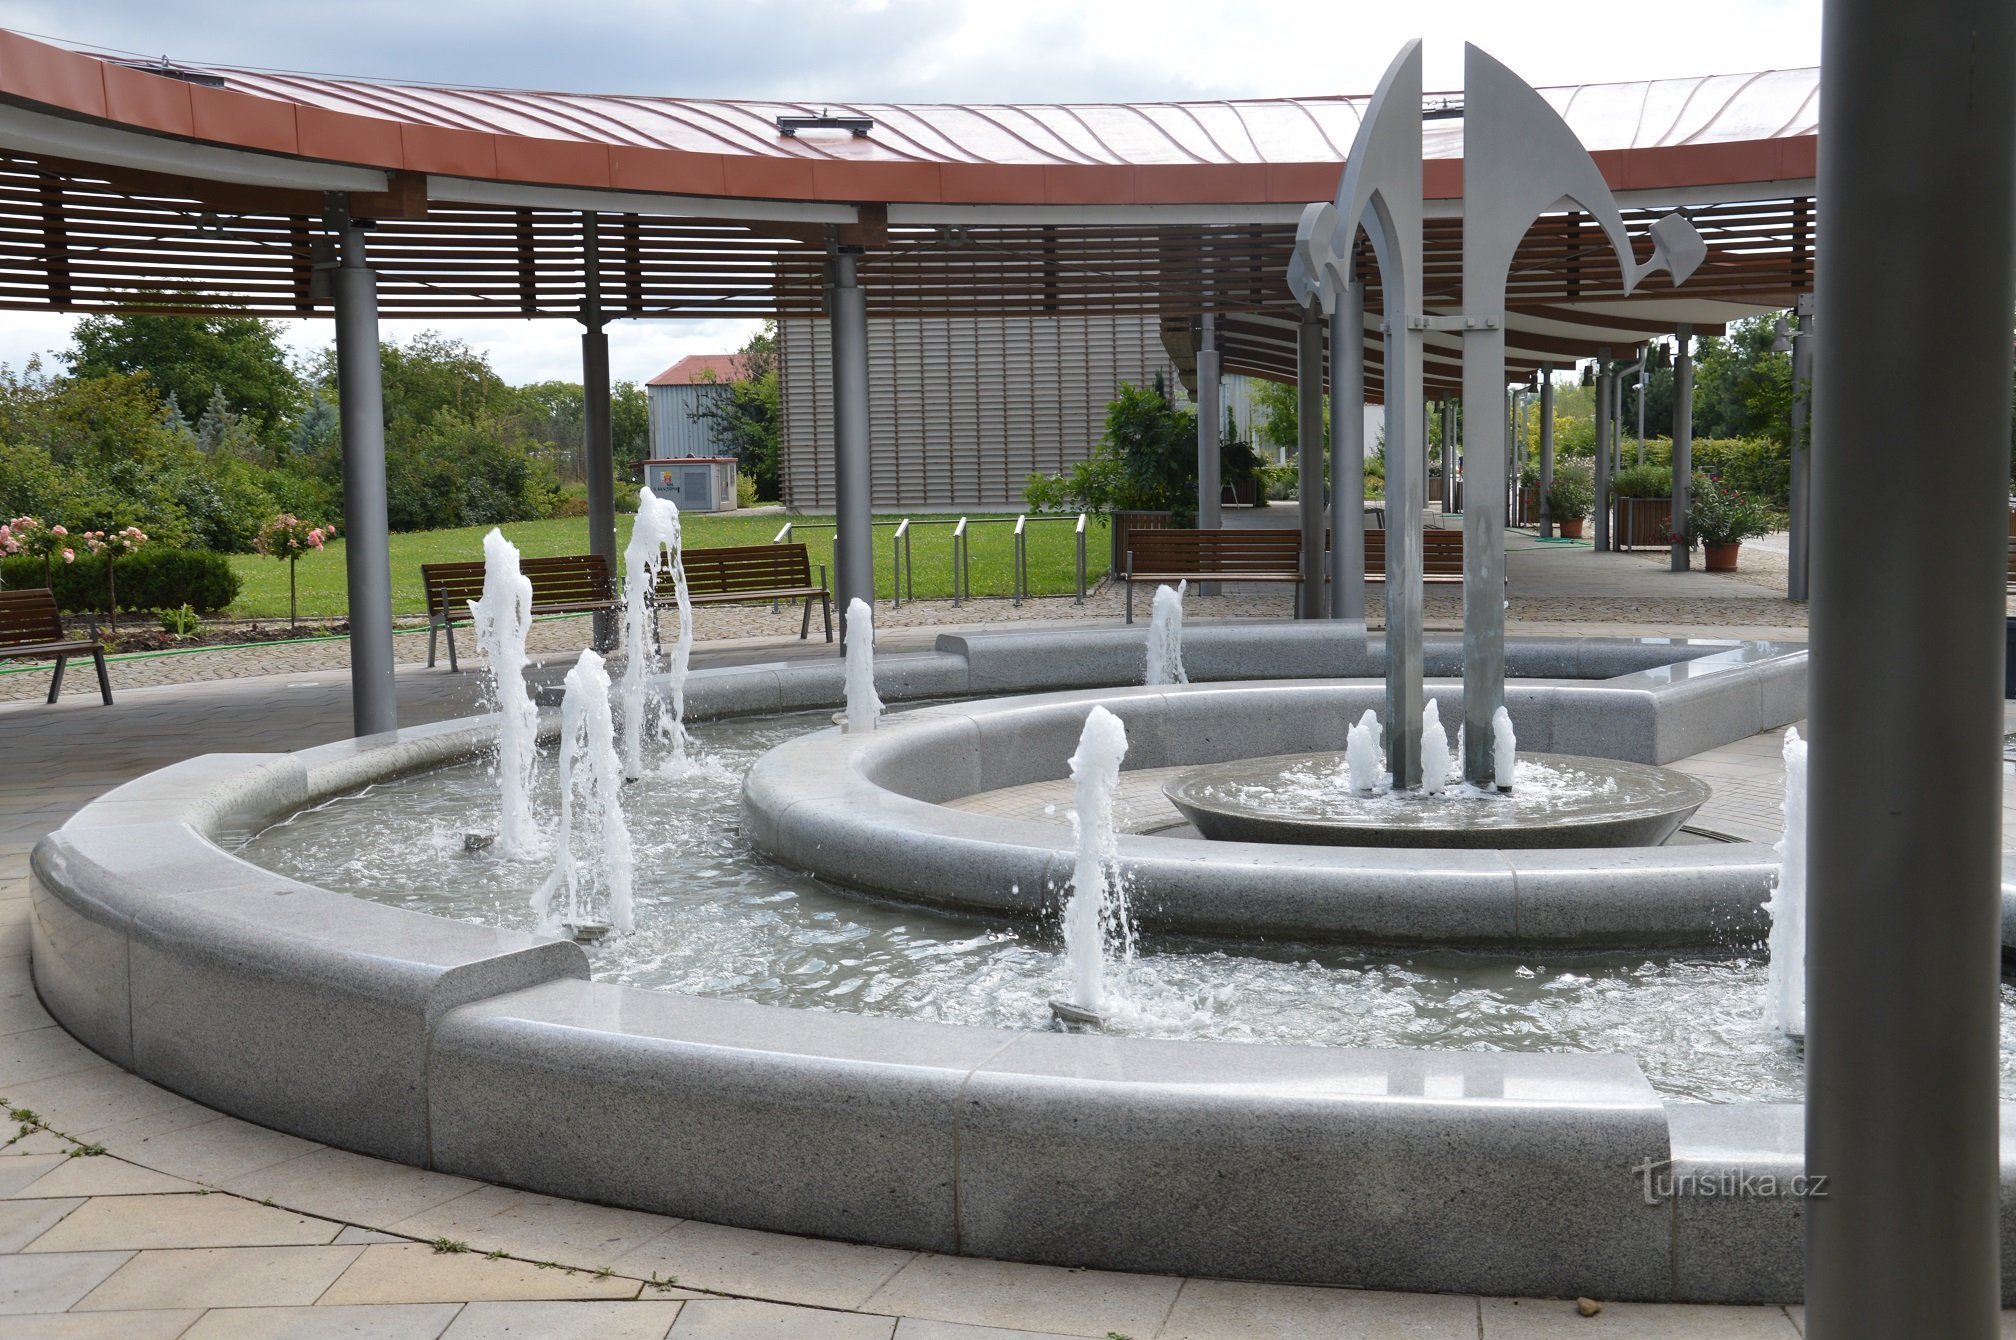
226;511;1113;620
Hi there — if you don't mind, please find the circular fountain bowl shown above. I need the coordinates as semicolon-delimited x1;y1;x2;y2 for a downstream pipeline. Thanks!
1162;751;1712;849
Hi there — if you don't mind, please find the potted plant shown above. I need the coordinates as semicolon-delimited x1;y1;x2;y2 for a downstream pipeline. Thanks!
1610;463;1673;551
1685;473;1782;571
1544;461;1594;539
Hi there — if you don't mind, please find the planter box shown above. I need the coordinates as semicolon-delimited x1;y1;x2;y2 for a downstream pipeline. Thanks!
1614;496;1674;552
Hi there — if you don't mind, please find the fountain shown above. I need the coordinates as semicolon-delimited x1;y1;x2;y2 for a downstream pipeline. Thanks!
1765;726;1807;1041
532;648;634;938
1492;706;1516;792
1145;581;1188;686
1420;700;1451;796
1051;704;1131;1027
843;597;882;732
468;528;539;857
1345;709;1382;794
619;488;683;779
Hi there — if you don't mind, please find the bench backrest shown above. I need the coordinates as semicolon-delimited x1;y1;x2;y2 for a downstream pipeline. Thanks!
0;588;64;648
1129;528;1302;575
672;543;816;596
422;553;614;617
1362;528;1466;576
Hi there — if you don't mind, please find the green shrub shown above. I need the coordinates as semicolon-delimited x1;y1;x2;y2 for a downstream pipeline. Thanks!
1545;461;1595;519
1628;437;1789;507
1611;463;1672;498
2;547;240;613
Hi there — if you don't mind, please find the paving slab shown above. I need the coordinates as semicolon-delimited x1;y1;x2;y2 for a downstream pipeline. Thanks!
863;1255;1183;1338
216;1149;481;1227
0;1249;134;1313
11;1157;203;1199
318;1243;644;1305
610;1219;915;1312
71;1244;363;1311
667;1297;896;1339
3;1308;203;1338
104;1114;320;1185
387;1185;680;1269
179;1302;463;1339
23;1193;339;1252
0;1154;68;1195
0;1197;81;1253
1156;1279;1479;1338
441;1298;691;1338
1478;1297;1800;1336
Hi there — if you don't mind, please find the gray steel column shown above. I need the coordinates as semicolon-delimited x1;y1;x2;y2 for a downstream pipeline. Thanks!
1538;370;1556;539
830;249;874;642
1197;313;1223;533
1670;326;1694;572
1592;361;1613;551
1787;294;1816;600
332;216;395;737
581;215;617;650
1439;401;1457;514
1296;302;1327;617
1459;322;1507;786
1330;283;1365;620
1805;0;2015;1333
1380;285;1425;791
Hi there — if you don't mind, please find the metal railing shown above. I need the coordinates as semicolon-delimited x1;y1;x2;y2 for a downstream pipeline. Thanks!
778;512;1092;607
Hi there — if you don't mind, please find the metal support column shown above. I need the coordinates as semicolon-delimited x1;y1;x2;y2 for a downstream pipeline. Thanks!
1670;326;1694;572
1805;0;2015;1333
1439;401;1457;514
1197;312;1223;533
1788;294;1816;600
1538;370;1556;539
1296;302;1326;618
1592;355;1613;551
830;249;873;643
332;212;395;737
1330;282;1365;620
1459;311;1508;785
580;215;617;649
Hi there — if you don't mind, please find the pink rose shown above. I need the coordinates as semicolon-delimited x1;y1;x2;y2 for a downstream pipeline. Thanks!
51;525;65;536
62;548;73;563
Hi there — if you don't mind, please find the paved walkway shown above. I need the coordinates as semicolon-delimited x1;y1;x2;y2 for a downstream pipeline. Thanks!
0;603;1953;1337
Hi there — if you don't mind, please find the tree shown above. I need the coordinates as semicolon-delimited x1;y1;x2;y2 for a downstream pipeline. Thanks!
612;382;649;465
690;323;781;500
1025;374;1201;526
1690;314;1794;444
64;313;302;456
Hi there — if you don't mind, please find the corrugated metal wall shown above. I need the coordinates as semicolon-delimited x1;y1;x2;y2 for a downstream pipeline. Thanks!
778;314;1174;511
647;383;733;458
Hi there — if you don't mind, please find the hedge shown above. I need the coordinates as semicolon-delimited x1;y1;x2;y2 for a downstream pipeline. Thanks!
1;547;242;613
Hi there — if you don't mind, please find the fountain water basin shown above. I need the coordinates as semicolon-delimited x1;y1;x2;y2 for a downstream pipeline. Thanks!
1163;750;1711;849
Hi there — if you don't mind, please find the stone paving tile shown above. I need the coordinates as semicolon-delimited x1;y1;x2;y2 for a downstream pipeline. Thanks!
0;1027;105;1089
24;1193;341;1252
71;1244;363;1311
668;1298;896;1339
610;1219;915;1312
0;1196;82;1253
863;1255;1184;1338
0;1131;74;1158
0;982;53;1037
1155;1278;1478;1338
3;1307;203;1338
894;1320;1089;1340
179;1302;463;1339
335;1225;413;1245
1477;1297;1800;1336
386;1185;681;1270
215;1148;482;1227
0;1249;134;1313
100;1113;320;1185
4;1064;201;1137
317;1243;643;1305
441;1298;691;1338
0;1154;68;1195
11;1157;202;1199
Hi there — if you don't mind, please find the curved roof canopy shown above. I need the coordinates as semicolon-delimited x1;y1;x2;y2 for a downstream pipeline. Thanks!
0;30;1817;394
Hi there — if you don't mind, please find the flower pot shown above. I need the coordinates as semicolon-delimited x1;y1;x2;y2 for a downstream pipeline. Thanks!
1704;541;1741;572
1557;517;1585;539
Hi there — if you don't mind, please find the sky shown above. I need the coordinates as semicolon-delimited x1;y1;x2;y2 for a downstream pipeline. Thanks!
0;0;1824;387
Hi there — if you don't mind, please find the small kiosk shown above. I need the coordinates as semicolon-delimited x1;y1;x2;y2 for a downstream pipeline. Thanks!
641;457;740;512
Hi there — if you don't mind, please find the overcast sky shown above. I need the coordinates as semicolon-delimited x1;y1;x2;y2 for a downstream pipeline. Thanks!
0;0;1823;386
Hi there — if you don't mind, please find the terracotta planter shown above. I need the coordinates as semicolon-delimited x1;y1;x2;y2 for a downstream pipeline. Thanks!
1704;541;1741;572
1557;516;1586;539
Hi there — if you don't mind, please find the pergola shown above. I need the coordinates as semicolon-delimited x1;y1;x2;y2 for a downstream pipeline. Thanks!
14;23;2013;1332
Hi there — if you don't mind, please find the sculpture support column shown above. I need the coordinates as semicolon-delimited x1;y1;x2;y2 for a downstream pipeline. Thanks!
333;217;395;737
1296;302;1327;617
1330;283;1366;620
1538;371;1556;539
1459;326;1507;785
1670;327;1694;572
1804;0;2014;1334
1592;358;1613;551
581;214;616;650
830;250;873;642
1787;295;1815;600
1197;313;1222;534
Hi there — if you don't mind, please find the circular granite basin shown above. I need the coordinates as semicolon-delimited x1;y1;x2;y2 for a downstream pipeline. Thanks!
1163;750;1712;849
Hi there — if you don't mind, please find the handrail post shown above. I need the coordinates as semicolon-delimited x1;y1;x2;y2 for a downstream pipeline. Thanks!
951;517;968;607
891;518;909;609
1074;512;1087;604
1012;515;1027;607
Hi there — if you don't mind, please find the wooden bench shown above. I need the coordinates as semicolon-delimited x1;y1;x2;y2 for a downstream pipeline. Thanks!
1123;529;1304;622
422;553;618;672
1361;528;1468;582
661;543;832;642
0;588;110;705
